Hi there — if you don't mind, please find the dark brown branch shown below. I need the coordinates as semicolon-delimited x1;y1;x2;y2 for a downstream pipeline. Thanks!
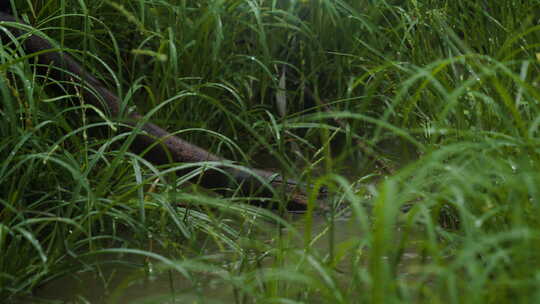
0;11;325;209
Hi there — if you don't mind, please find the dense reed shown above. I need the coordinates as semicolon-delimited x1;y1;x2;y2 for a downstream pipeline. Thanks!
1;0;540;303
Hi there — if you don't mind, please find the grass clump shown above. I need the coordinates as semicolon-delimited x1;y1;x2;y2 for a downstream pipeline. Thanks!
2;0;540;303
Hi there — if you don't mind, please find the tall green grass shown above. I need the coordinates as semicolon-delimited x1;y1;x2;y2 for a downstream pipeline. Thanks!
2;0;540;303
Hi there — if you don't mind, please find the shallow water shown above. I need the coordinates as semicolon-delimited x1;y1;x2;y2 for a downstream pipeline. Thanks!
32;215;335;303
32;145;421;303
31;210;423;304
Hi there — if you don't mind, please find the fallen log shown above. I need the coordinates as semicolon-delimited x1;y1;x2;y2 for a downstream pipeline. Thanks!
0;10;325;209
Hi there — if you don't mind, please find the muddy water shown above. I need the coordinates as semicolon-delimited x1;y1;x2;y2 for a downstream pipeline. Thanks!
32;214;347;303
33;144;421;303
31;211;422;304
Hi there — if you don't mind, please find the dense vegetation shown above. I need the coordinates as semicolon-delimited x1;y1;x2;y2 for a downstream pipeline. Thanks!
2;0;540;303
